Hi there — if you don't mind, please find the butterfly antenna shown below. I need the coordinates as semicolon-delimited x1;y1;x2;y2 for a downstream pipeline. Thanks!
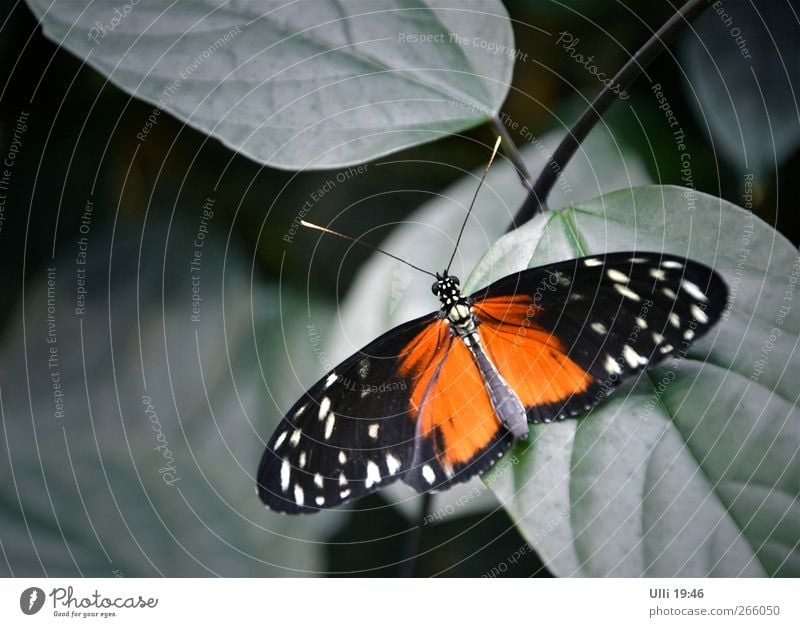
446;135;502;274
300;220;438;278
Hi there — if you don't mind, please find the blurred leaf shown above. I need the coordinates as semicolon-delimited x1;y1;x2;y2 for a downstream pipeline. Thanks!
25;0;513;170
0;207;331;575
481;186;799;576
681;1;800;181
327;125;651;517
324;493;550;576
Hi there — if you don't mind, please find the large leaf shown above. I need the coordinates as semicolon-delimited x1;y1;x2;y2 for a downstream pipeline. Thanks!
481;186;799;576
327;125;651;517
0;208;331;575
681;1;800;180
26;0;513;170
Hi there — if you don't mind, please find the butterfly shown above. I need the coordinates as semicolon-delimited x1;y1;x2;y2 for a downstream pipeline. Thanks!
257;248;727;513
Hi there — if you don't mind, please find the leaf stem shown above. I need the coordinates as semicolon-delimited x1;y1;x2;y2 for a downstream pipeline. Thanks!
399;491;431;577
490;114;533;193
508;0;712;231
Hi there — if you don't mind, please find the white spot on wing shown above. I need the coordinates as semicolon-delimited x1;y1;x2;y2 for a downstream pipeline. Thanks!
584;258;603;267
324;373;338;389
615;283;641;301
339;489;351;499
274;431;288;449
386;454;401;475
315;496;325;506
659;344;674;353
669;312;680;327
684;329;695;341
298;451;306;468
280;459;291;492
314;473;324;488
324;412;336;440
318;397;331;420
605;355;622;375
607;269;629;283
591;322;607;335
662;260;683;269
339;472;348;486
662;287;677;299
691;304;709;324
635;317;648;329
368;423;379;439
652;332;664;344
294;485;304;506
365;461;381;488
338;450;347;465
289;429;301;447
293;403;307;418
422;464;436;485
623;345;647;367
649;268;667;280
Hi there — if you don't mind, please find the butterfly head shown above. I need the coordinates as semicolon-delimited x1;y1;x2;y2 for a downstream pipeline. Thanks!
432;270;473;328
432;270;462;299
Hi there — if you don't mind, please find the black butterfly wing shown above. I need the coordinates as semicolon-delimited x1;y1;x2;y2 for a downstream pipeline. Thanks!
469;252;728;424
257;311;443;513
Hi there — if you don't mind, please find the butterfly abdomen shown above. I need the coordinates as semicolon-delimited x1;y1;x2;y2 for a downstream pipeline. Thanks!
466;336;528;439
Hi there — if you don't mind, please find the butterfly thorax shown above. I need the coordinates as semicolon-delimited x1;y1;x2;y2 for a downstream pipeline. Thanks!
432;271;476;338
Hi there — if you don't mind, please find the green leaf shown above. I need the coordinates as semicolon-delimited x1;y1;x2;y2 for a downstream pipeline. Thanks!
0;209;329;575
681;2;800;180
482;185;799;577
25;0;513;170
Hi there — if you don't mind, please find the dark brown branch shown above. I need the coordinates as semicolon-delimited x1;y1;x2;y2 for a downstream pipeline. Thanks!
508;0;712;230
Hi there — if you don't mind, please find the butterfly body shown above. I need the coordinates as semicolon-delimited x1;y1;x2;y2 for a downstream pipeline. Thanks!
258;252;727;514
432;270;530;440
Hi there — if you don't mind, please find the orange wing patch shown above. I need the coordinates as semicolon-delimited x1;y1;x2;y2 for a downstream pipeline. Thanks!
398;320;501;467
474;296;593;407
